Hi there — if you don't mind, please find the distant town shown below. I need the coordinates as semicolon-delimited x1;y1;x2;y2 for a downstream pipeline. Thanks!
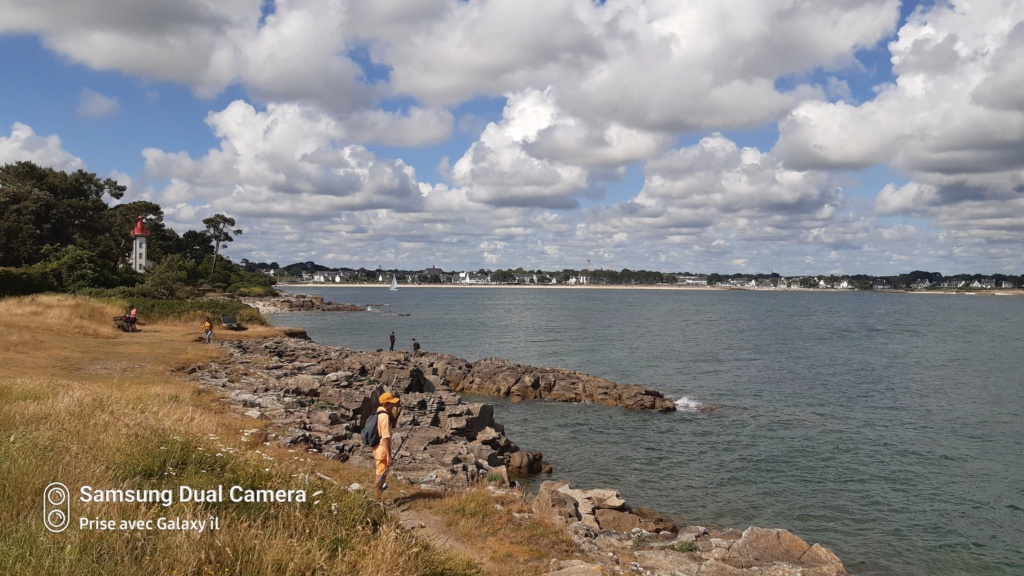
244;261;1020;291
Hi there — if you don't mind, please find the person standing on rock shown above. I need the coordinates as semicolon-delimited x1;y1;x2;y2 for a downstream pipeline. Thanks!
389;331;396;351
373;392;402;497
202;317;213;344
410;338;421;355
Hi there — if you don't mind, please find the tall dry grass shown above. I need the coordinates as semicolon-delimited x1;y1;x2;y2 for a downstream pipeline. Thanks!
421;488;579;575
0;294;484;576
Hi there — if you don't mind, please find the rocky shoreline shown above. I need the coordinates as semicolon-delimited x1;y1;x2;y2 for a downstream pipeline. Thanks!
185;331;848;575
240;294;366;314
245;294;682;412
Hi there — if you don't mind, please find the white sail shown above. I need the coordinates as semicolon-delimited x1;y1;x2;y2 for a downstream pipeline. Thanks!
390;276;398;291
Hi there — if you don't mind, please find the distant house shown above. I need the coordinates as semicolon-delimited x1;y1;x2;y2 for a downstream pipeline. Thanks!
309;270;341;283
872;280;892;290
676;275;708;286
979;279;996;289
838;279;852;289
1000;280;1016;289
938;279;964;288
911;279;931;290
321;270;348;283
458;272;490;284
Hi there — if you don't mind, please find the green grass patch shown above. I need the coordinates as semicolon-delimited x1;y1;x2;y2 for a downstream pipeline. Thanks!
92;296;268;325
671;539;699;553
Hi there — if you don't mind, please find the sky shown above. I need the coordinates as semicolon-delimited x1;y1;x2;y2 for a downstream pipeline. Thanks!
1;0;1023;276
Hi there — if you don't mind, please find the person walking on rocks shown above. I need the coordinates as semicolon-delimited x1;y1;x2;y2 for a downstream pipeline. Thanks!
202;317;213;344
389;331;396;351
373;392;402;497
410;338;421;355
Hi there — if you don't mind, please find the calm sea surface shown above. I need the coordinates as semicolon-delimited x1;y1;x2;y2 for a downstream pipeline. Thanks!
273;286;1024;576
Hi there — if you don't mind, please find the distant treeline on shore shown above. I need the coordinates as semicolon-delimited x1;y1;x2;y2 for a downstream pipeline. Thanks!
248;261;1021;291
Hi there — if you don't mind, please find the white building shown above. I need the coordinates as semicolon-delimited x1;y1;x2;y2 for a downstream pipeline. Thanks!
676;275;708;286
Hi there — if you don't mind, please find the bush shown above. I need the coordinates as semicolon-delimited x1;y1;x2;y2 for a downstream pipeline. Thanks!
229;284;278;297
45;245;110;292
129;298;268;325
672;540;699;553
0;266;57;297
75;286;139;299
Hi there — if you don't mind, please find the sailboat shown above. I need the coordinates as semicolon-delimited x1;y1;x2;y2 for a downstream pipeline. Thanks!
390;275;398;291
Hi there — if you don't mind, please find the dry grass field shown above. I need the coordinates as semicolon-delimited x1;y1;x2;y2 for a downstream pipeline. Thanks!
0;294;574;576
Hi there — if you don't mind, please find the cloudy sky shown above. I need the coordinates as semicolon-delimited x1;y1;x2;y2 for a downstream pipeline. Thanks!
1;0;1022;276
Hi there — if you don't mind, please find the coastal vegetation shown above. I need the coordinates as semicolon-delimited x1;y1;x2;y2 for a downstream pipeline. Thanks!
0;161;274;299
1;161;1019;300
274;263;1021;292
0;294;579;575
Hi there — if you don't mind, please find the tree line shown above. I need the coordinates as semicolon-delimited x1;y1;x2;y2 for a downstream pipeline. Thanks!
3;161;1017;297
0;161;273;298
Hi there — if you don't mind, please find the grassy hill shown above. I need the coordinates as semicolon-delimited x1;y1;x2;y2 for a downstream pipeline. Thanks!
0;295;572;576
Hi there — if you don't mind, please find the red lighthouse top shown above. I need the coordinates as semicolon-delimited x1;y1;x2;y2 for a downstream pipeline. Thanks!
131;215;150;237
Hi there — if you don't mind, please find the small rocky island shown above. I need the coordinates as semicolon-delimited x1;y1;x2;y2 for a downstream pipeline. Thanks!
186;332;848;575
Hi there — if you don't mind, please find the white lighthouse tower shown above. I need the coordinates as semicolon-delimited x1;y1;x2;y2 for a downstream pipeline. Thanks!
129;215;150;273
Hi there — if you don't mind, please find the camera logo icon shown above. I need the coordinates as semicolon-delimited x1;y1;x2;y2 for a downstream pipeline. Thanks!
43;482;71;533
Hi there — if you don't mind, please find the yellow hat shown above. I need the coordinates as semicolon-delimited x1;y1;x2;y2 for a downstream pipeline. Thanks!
378;392;401;405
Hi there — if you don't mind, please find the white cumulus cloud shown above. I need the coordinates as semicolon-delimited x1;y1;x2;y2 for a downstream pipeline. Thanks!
0;122;86;171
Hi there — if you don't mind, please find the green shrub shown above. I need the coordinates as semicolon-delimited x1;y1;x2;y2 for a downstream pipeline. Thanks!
67;296;267;325
0;266;57;297
127;298;268;325
76;286;139;299
229;284;279;297
671;539;699;553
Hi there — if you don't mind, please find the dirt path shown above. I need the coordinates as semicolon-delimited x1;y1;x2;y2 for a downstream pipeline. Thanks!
395;506;512;575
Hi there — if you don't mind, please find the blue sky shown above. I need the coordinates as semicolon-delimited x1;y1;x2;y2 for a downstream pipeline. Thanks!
2;0;1022;276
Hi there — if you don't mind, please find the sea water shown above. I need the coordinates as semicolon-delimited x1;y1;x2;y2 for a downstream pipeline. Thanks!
273;286;1024;575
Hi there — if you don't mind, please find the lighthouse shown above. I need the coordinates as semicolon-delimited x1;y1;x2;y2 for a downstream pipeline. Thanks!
129;215;150;273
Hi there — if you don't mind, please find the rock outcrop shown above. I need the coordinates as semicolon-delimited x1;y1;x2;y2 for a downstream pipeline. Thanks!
534;480;848;575
186;335;844;576
311;347;677;412
186;338;534;489
447;356;678;411
241;294;364;314
534;480;675;534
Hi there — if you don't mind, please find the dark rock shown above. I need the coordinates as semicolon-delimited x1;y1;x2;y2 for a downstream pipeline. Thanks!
505;450;545;474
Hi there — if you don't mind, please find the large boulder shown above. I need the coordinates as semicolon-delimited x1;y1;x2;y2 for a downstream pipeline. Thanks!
633;505;678;533
281;375;321;396
585;488;627;511
594;508;641;532
723;527;846;573
505;450;545;474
